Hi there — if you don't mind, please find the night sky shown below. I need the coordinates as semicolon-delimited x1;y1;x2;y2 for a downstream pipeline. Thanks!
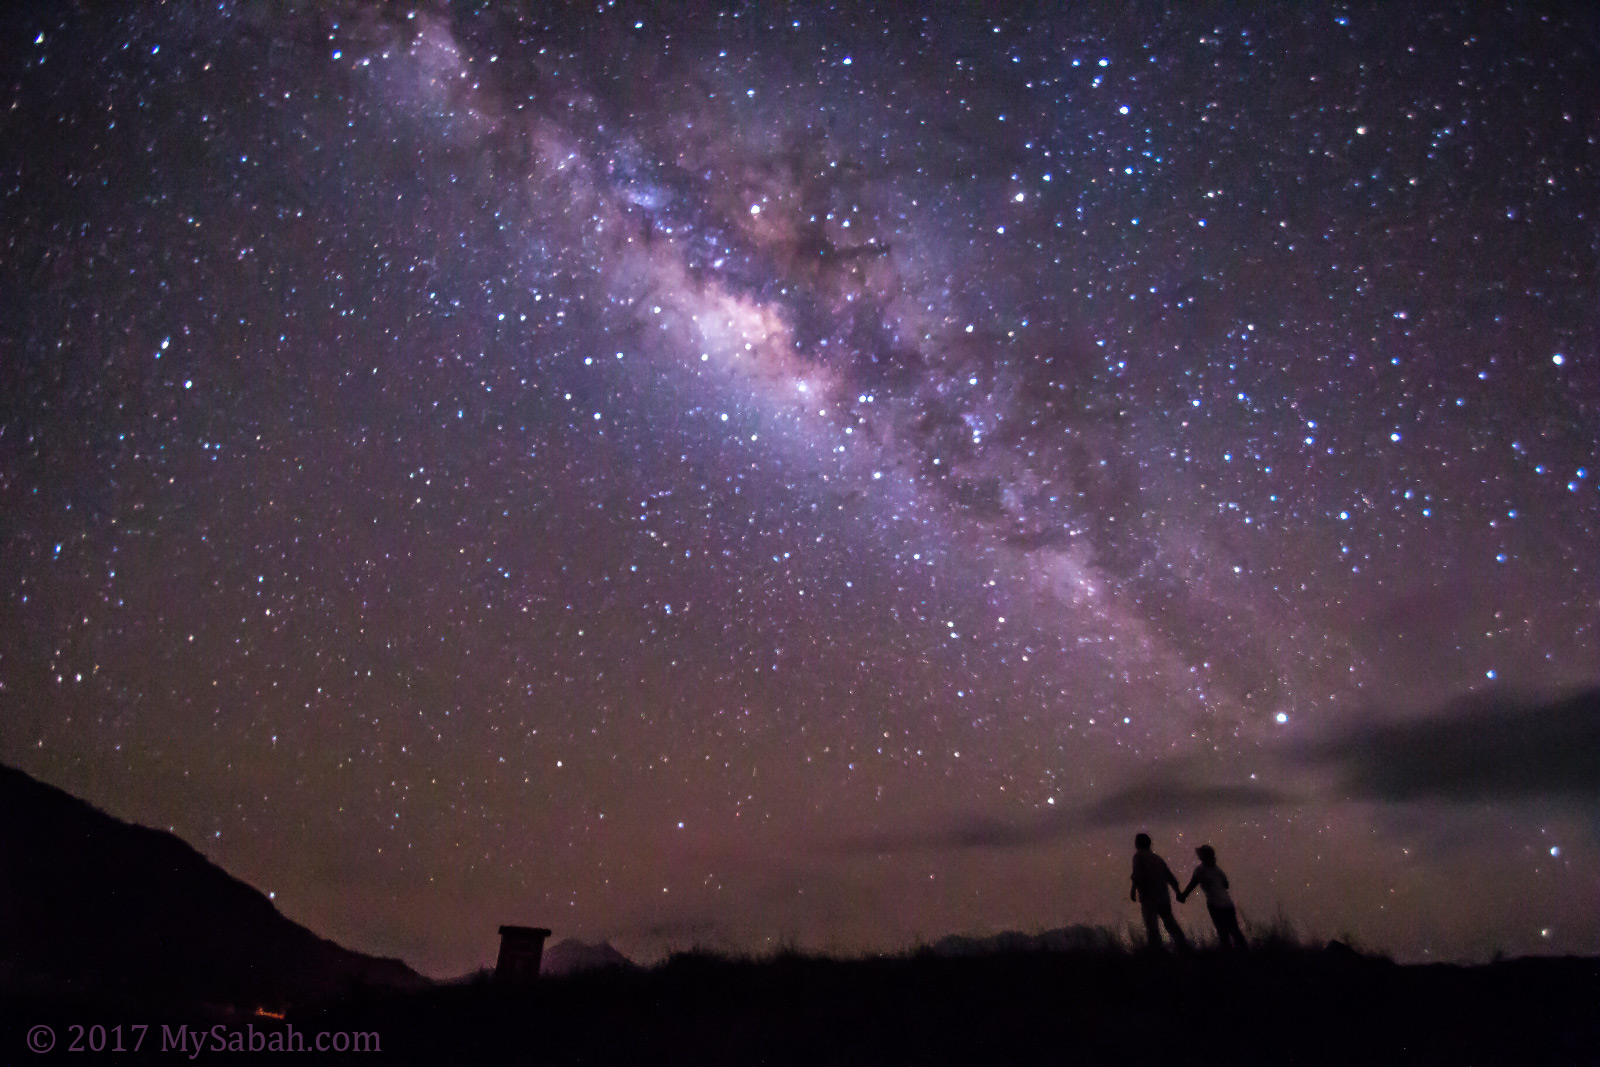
3;3;1597;977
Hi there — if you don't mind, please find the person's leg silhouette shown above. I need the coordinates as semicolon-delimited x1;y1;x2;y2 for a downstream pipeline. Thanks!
1142;900;1186;950
1210;905;1247;950
1142;904;1163;949
1159;903;1189;951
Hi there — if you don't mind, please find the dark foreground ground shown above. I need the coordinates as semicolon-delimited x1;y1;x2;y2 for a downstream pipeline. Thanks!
7;944;1599;1066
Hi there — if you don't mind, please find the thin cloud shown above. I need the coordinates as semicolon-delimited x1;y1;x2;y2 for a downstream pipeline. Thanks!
833;779;1287;855
835;812;1067;855
1298;687;1600;802
1079;780;1288;826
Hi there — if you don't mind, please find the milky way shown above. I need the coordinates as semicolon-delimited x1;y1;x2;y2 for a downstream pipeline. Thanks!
3;3;1597;974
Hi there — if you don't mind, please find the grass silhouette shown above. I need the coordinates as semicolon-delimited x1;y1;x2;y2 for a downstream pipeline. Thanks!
291;933;1598;1066
6;925;1596;1064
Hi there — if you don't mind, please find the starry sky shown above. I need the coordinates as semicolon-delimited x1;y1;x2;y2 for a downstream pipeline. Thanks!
3;2;1597;977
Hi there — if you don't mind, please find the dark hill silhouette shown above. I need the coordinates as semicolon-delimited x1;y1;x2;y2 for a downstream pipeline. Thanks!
541;938;637;976
0;763;425;1005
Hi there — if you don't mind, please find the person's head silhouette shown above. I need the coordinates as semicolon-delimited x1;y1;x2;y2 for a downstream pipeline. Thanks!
1196;844;1216;866
1134;833;1152;851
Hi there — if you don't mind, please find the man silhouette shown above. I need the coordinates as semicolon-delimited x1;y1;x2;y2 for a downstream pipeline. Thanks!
1130;833;1188;951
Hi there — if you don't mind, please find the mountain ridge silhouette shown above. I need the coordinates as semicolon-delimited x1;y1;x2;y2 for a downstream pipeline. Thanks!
0;762;426;1005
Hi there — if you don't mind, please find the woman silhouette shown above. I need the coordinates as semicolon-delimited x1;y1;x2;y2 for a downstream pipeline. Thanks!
1178;845;1248;950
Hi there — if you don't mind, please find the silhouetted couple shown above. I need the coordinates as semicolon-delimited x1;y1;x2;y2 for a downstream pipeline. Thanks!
1130;834;1248;951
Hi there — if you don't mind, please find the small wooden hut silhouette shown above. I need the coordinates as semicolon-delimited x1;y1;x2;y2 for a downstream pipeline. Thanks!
495;925;552;985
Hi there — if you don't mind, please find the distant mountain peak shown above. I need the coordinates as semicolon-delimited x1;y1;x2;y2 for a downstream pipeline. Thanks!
541;938;637;976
